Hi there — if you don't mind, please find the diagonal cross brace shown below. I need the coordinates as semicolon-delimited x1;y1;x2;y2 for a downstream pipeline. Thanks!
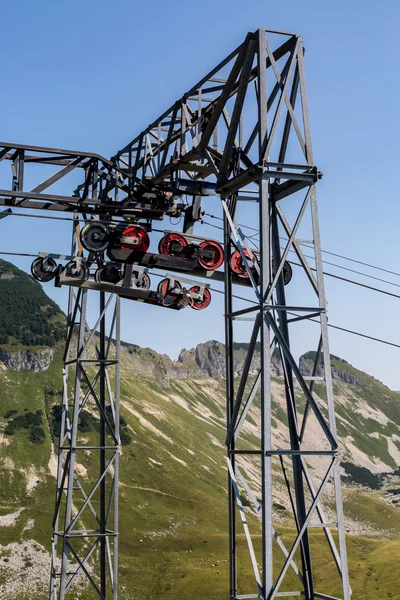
226;314;261;445
227;458;264;599
235;466;304;585
265;313;337;450
268;459;337;599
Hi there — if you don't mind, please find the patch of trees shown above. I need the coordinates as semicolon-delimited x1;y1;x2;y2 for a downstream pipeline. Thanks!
4;409;45;444
49;405;132;445
0;265;64;347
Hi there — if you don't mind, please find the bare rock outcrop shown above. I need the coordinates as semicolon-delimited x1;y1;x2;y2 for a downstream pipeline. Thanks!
0;348;54;372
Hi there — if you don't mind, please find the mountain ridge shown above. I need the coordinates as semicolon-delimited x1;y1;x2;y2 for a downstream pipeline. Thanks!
0;259;400;599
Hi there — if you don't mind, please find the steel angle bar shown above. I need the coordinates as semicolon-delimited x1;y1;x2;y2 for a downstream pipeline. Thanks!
301;462;342;576
296;44;314;166
197;37;253;154
286;312;322;324
244;51;294;156
234;336;277;441
0;207;12;219
234;370;260;441
120;40;245;160
223;192;238;599
58;288;88;599
67;454;117;532
257;27;273;599
226;313;261;445
235;467;304;584
65;539;100;591
266;450;334;456
263;28;300;37
78;369;101;414
73;475;101;525
222;199;260;298
217;39;256;183
233;219;261;278
63;288;82;362
105;368;116;422
308;184;350;599
264;189;310;304
105;309;117;362
30;156;84;194
226;304;259;319
66;541;105;600
261;40;300;160
275;205;318;295
112;296;121;600
226;458;264;597
106;535;114;586
264;37;305;158
269;459;337;600
221;108;239;149
267;306;323;313
242;34;296;95
217;165;264;195
299;336;323;443
79;367;119;444
265;314;337;450
52;454;70;529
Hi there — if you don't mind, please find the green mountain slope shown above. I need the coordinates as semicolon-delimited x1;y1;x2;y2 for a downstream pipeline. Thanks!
0;262;399;599
0;259;64;349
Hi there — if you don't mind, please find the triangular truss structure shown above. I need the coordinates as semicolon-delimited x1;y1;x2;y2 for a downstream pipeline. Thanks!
114;28;351;599
50;222;121;600
0;28;351;600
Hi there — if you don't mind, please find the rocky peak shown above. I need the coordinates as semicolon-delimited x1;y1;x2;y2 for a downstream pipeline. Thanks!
299;352;360;386
178;342;364;386
178;340;283;378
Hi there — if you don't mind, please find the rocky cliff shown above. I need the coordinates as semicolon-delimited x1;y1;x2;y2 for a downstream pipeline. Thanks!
0;347;55;372
299;352;361;385
178;340;283;378
178;341;361;385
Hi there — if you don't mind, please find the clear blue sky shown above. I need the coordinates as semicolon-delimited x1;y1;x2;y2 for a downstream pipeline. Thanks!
1;0;400;388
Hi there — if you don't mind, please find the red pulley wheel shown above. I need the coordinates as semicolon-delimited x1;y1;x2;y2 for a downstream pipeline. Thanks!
157;278;182;297
188;286;212;310
230;249;259;279
120;226;150;252
197;240;224;271
158;232;188;257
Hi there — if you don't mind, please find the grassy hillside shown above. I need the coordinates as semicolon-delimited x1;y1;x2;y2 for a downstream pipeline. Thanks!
0;344;399;599
0;263;399;598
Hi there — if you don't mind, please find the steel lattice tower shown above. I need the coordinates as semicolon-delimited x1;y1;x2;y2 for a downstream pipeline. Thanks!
0;27;351;600
49;222;121;599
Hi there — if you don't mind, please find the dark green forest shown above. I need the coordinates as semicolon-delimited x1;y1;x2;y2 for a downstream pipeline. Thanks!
0;259;64;347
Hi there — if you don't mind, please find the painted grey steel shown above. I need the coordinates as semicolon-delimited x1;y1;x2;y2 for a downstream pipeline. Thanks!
0;27;350;599
50;222;121;600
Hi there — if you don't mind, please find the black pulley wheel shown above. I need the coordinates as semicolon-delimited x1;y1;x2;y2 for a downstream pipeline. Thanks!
65;260;89;282
283;261;293;286
31;257;57;282
95;264;122;284
80;222;110;253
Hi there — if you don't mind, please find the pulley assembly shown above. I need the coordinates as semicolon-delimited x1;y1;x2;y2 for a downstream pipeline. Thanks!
31;218;293;312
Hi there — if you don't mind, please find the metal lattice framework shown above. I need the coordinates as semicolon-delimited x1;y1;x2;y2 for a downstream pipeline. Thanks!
0;28;350;600
49;220;121;599
114;28;351;599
